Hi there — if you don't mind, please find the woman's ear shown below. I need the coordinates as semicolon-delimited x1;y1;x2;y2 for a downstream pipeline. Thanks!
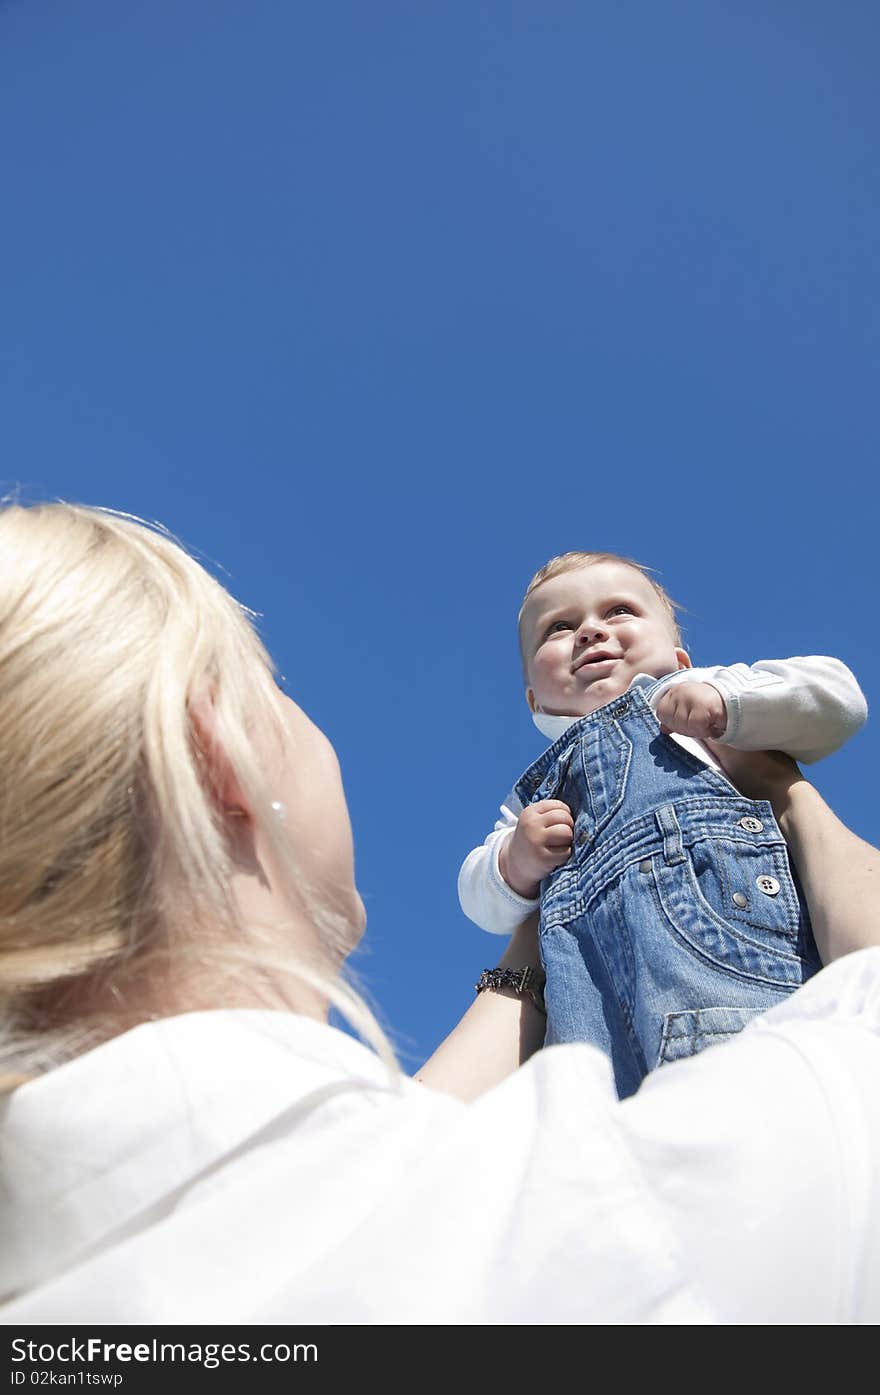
675;649;693;671
188;688;251;817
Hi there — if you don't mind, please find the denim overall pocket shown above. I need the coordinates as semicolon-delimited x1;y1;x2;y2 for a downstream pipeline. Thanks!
657;1005;762;1064
647;802;807;991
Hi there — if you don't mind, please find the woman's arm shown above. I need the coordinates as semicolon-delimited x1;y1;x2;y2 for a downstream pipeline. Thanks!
414;911;546;1101
706;744;880;965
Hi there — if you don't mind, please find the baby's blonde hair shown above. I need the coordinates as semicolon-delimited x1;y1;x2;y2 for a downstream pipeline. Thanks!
0;502;395;1089
518;550;683;659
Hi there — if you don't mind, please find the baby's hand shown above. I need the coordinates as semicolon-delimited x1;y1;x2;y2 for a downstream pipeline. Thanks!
655;681;728;740
498;800;574;899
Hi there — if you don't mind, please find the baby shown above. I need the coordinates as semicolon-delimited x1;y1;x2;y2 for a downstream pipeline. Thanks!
460;550;868;1098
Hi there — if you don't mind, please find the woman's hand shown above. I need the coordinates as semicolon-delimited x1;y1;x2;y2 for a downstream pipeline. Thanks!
703;742;806;812
705;741;880;966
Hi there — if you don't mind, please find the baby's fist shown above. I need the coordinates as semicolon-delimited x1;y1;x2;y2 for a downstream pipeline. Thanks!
499;799;574;900
655;682;728;740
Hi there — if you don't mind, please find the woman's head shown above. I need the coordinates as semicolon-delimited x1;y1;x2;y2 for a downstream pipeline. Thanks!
0;502;378;1084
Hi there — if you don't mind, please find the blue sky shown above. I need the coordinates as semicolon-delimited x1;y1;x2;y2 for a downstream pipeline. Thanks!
2;1;878;1069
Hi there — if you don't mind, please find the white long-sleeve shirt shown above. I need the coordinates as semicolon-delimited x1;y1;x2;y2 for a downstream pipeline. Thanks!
3;950;880;1324
459;656;868;935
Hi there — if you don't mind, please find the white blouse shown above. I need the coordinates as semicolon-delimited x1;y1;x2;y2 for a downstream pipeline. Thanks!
3;949;880;1324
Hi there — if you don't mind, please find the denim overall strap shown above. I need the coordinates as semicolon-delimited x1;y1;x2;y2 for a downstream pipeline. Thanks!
655;804;686;865
513;696;636;845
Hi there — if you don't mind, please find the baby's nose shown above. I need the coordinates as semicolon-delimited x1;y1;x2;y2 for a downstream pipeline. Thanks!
577;619;608;645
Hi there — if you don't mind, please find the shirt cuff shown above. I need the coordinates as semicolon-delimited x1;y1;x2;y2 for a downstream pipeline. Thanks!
487;833;541;913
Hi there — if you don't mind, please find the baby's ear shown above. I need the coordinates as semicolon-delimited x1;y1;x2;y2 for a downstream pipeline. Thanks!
675;649;692;671
525;686;540;713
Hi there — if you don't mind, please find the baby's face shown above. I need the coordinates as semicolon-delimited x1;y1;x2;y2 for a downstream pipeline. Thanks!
520;561;689;718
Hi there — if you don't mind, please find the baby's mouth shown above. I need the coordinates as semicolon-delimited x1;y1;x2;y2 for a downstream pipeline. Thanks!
575;651;617;675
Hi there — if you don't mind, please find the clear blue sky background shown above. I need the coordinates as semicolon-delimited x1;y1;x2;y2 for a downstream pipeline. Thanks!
2;1;878;1069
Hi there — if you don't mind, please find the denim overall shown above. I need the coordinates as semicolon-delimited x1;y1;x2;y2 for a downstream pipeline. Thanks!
514;676;821;1099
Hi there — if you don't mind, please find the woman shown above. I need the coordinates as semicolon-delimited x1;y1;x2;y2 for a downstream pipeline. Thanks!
1;502;879;1323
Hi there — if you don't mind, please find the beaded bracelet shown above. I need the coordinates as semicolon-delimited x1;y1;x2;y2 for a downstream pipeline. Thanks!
475;965;546;1015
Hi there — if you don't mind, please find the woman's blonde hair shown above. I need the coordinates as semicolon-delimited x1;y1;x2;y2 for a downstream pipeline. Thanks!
0;501;395;1088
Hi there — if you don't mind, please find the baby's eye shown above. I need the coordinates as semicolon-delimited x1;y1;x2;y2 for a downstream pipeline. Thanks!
607;605;635;617
545;620;573;636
